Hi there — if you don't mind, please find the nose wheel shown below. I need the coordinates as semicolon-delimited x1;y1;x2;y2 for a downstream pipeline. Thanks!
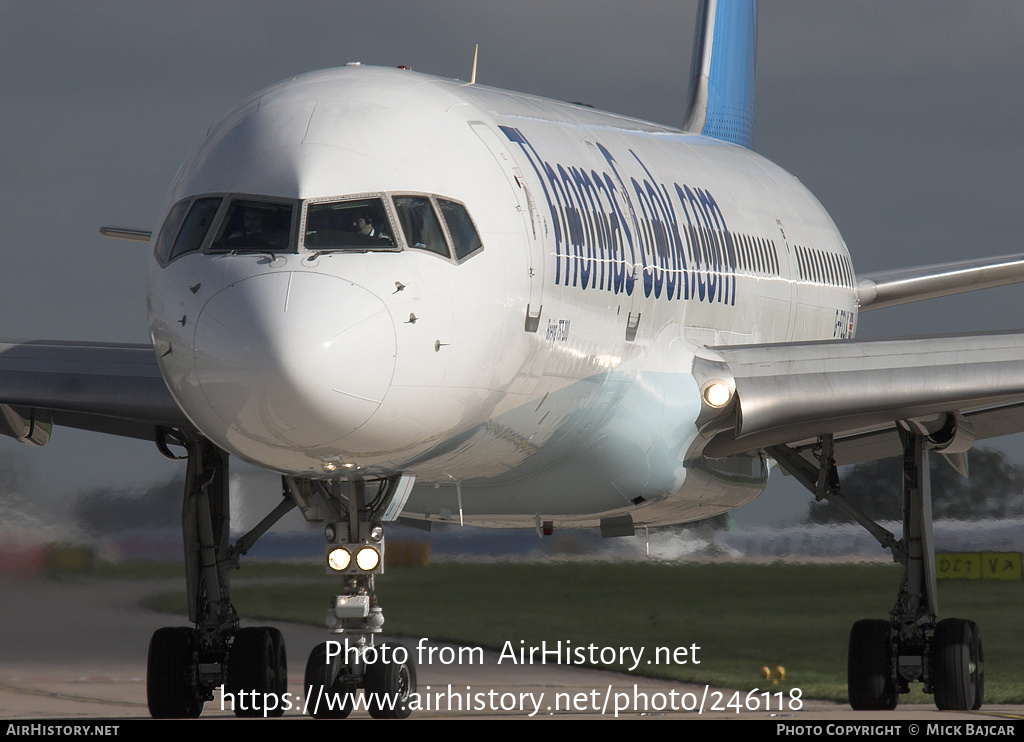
304;640;416;719
365;641;417;719
304;642;355;719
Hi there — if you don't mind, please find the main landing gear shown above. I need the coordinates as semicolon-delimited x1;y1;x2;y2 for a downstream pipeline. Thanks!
145;436;418;718
146;438;295;718
769;416;984;711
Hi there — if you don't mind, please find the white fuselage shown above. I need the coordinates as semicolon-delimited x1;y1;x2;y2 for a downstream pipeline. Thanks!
146;66;856;528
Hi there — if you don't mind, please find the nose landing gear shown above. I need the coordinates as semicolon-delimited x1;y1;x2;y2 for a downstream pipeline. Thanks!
290;475;419;719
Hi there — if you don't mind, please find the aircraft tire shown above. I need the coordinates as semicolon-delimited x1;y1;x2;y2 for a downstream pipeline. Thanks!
967;621;985;709
147;627;203;719
267;627;288;716
305;642;352;719
847;619;897;710
226;626;282;717
365;641;416;719
932;618;976;711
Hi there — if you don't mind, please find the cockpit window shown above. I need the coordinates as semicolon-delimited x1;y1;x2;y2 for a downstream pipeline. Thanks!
153;199;190;264
392;196;449;258
437;199;483;260
168;197;222;261
210;200;294;253
304;197;396;251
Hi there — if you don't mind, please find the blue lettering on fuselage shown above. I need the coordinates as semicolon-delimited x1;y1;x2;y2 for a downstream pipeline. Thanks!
498;126;736;306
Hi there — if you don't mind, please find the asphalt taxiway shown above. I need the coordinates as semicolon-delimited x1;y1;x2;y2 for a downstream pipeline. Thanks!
1;577;1020;721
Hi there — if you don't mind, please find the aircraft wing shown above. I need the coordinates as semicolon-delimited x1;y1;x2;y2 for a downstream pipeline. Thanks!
0;340;193;445
692;331;1024;466
857;252;1024;311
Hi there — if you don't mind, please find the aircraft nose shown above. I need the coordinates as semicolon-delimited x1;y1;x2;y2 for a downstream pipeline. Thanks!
193;271;396;449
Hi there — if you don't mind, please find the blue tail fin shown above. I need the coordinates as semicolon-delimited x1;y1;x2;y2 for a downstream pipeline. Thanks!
683;0;758;148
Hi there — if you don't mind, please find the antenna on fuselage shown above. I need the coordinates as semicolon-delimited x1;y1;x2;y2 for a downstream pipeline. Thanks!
469;44;478;84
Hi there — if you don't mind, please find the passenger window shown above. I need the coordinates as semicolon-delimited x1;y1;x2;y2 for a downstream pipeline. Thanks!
168;197;221;261
437;199;483;260
210;200;294;252
153;200;190;264
305;197;396;250
392;196;449;258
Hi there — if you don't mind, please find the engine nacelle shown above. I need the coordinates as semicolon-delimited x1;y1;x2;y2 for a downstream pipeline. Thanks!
901;412;975;454
0;404;51;446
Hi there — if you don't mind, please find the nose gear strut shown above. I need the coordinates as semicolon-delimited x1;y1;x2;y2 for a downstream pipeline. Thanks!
289;475;418;719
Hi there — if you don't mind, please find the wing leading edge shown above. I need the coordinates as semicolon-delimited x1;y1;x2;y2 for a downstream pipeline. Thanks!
0;340;193;444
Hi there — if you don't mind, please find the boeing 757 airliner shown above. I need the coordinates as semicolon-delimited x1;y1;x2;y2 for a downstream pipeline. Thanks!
2;0;1022;717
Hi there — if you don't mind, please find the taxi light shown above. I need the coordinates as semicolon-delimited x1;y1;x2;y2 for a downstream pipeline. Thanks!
355;546;380;571
327;547;351;571
702;381;733;408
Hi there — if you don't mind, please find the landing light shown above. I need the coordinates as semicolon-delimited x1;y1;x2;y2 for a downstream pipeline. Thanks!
327;547;351;571
356;546;381;571
326;544;384;574
702;381;734;408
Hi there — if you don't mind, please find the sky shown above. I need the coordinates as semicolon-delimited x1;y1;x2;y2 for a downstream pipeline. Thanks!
0;1;1022;526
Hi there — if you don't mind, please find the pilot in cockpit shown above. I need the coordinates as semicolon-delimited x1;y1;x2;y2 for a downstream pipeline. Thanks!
353;212;390;242
241;209;265;238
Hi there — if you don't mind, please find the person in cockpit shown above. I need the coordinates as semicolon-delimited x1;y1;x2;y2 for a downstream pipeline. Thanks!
353;212;390;242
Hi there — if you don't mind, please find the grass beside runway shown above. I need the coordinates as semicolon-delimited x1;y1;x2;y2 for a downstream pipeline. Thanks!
137;561;1023;704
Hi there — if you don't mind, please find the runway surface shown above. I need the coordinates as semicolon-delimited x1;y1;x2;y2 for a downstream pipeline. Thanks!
1;576;1020;721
